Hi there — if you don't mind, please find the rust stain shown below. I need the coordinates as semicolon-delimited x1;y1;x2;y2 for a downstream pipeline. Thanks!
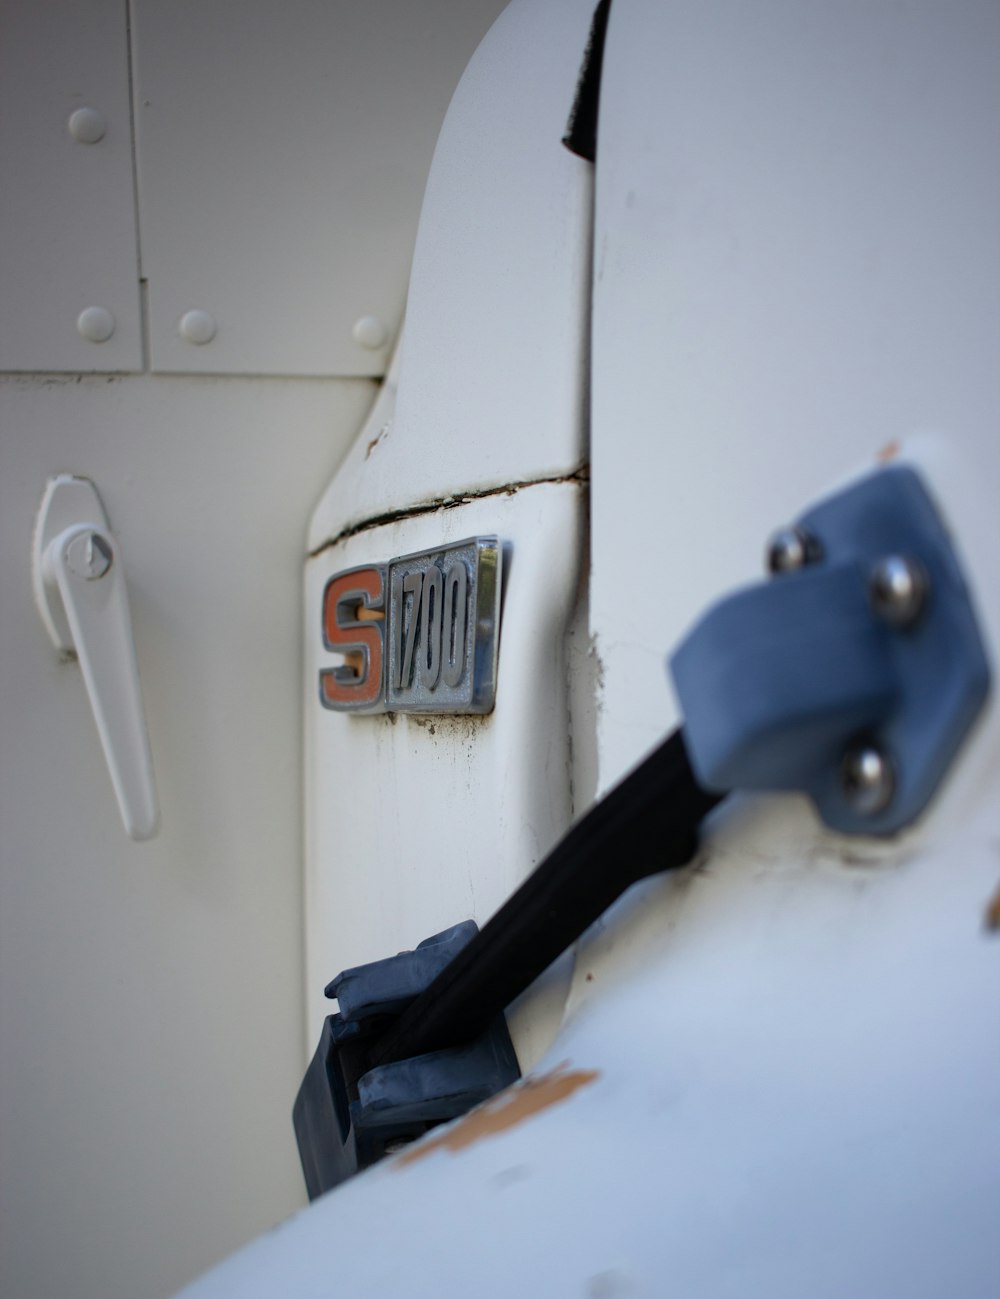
365;424;390;459
984;881;1000;931
878;440;901;463
394;1063;600;1169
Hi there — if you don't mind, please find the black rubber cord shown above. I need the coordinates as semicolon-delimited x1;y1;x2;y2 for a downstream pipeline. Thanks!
369;728;724;1069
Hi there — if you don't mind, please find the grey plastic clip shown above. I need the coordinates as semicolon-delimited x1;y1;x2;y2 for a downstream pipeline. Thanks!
294;922;520;1198
670;466;990;834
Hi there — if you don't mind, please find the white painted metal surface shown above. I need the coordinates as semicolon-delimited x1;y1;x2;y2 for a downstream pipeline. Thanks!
300;0;597;1037
0;0;143;372
589;0;1000;795
304;0;597;1057
573;0;1000;1288
307;0;594;542
181;1;1000;1296
0;375;377;1299
305;480;586;1066
180;790;1000;1299
131;0;507;376
1;3;518;1293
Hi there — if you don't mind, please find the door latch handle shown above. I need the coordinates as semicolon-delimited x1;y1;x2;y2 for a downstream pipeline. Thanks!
33;475;159;841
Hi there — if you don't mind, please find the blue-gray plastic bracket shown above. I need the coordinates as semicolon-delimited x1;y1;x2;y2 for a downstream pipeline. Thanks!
670;466;990;834
293;921;521;1198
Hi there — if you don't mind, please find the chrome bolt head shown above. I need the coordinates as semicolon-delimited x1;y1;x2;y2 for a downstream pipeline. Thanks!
766;526;822;575
841;742;895;816
66;530;112;580
869;554;928;629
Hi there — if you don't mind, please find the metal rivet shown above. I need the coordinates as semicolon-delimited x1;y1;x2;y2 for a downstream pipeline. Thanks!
352;315;387;350
66;531;112;580
76;306;116;343
766;525;822;575
868;555;928;629
68;107;106;144
178;309;217;345
841;742;895;816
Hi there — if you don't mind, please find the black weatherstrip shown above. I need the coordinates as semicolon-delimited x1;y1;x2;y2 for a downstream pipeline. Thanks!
562;0;612;162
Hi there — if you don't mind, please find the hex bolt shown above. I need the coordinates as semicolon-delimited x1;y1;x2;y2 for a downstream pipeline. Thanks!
840;742;895;816
868;554;928;629
766;525;822;575
66;530;113;580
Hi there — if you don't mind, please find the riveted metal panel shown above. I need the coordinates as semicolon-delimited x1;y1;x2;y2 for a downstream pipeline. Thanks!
0;0;142;372
131;0;507;376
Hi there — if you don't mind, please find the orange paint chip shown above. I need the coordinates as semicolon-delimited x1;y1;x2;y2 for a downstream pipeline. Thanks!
878;440;901;463
394;1063;600;1169
984;882;1000;932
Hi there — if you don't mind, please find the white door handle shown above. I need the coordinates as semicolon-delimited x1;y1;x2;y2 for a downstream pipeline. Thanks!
33;476;159;840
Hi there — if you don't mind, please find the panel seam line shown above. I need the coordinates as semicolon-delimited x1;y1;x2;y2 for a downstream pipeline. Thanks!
307;466;590;558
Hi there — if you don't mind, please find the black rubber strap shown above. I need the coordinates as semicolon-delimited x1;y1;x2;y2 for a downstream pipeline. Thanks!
368;728;724;1069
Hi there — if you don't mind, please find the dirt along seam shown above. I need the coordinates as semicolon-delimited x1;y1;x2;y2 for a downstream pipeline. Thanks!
308;466;590;558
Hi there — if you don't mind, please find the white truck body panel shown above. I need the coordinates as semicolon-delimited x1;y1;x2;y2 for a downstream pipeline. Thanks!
304;0;596;1065
185;0;1000;1295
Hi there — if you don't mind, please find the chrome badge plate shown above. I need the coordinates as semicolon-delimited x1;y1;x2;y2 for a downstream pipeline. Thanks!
319;536;502;715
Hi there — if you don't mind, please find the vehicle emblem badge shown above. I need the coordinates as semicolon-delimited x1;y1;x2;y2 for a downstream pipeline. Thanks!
319;536;502;715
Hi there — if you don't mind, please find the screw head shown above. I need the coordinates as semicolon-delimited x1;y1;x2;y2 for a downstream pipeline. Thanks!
178;309;217;345
841;742;895;816
352;315;387;350
869;555;928;629
766;525;822;575
76;306;116;343
68;107;107;144
66;531;112;580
